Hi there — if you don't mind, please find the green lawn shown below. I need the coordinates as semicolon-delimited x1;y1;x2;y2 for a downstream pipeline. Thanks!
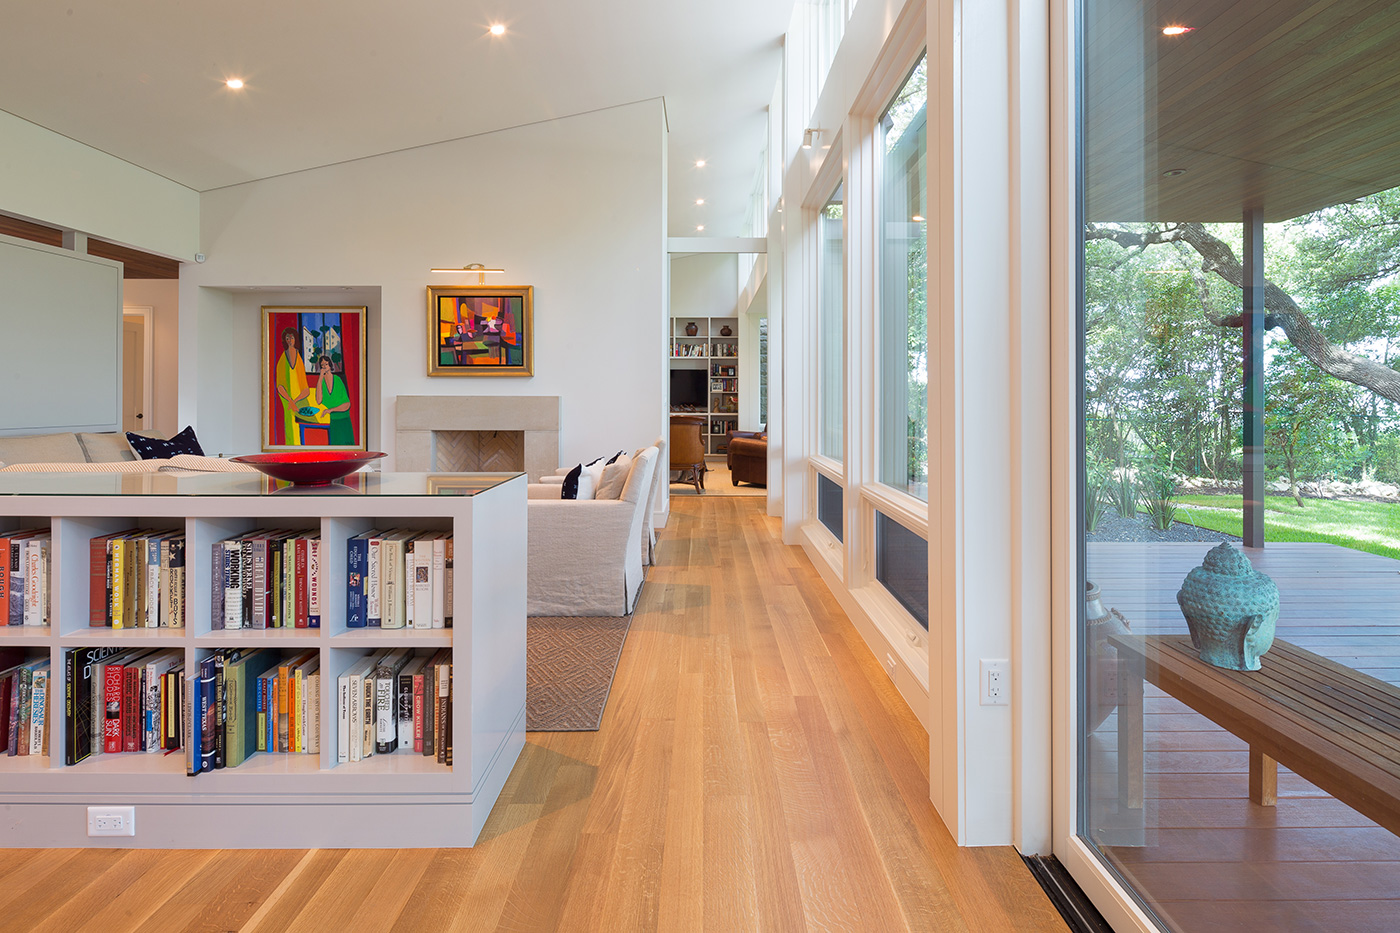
1173;494;1400;561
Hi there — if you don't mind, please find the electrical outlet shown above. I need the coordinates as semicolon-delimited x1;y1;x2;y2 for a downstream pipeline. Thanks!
980;659;1010;706
884;653;897;679
88;806;135;837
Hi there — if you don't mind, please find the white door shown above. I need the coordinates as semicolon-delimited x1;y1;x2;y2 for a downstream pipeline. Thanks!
121;314;148;433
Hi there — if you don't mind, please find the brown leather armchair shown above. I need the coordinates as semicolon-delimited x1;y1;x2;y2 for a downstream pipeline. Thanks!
727;429;767;487
669;416;706;493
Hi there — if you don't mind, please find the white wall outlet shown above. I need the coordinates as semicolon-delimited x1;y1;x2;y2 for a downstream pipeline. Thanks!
980;659;1010;706
88;806;136;837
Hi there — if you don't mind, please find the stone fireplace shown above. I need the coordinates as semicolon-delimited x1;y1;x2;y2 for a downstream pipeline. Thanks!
396;396;559;480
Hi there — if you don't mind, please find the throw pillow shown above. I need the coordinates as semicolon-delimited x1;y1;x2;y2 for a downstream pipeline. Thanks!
605;450;624;464
581;460;606;499
126;424;205;460
560;463;583;499
596;453;632;499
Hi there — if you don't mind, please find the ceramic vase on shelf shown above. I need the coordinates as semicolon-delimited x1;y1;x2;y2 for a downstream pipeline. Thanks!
720;325;733;336
685;322;698;336
1085;582;1130;732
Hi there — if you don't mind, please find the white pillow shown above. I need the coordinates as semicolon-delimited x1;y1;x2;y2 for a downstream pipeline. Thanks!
580;460;606;499
596;453;632;499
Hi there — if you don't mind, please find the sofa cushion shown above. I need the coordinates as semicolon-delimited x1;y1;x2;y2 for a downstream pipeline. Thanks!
77;431;138;463
0;432;86;465
128;424;204;460
596;453;632;499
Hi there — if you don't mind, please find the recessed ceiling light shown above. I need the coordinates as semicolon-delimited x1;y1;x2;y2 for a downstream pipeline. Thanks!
1161;25;1193;35
226;78;244;89
697;225;705;232
695;160;706;168
489;23;506;36
695;198;705;206
1162;168;1188;177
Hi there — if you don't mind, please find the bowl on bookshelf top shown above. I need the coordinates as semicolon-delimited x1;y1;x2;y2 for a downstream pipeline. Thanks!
230;451;387;486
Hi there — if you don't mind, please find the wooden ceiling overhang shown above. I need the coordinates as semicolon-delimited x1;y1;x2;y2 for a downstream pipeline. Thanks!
0;214;179;278
1084;0;1400;224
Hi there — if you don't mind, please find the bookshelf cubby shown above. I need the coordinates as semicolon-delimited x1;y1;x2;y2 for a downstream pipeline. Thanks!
670;315;740;455
0;470;526;848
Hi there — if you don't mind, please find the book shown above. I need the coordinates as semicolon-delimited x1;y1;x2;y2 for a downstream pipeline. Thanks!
250;533;270;629
276;650;317;753
167;535;187;628
222;536;244;629
88;531;125;627
444;536;454;627
185;671;200;775
142;652;181;751
366;531;383;628
198;655;217;772
24;534;52;626
64;646;125;764
346;532;369;627
340;651;379;762
305;667;320;755
211;535;224;630
8;532;45;625
121;534;138;629
373;649;412;754
213;651;229;768
413;660;429;755
28;665;49;756
224;650;276;767
294;536;309;629
430;535;447;629
398;655;427;753
306;535;322;628
379;530;412;630
412;535;434;630
294;654;319;752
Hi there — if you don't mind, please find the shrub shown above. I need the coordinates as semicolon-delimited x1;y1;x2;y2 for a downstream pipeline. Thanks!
1107;469;1137;519
1085;464;1109;532
1138;468;1179;531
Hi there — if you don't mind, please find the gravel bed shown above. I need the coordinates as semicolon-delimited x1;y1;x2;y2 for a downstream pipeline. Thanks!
1086;507;1240;544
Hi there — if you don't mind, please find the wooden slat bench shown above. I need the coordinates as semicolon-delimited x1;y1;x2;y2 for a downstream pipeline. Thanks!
1109;633;1400;834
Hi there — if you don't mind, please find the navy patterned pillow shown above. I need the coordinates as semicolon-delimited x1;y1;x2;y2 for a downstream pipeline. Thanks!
560;463;583;499
126;425;205;460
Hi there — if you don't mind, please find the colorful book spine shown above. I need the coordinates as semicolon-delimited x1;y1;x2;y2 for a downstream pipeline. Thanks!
103;661;124;754
294;537;309;629
366;534;382;628
168;536;186;628
210;537;224;630
307;536;321;628
346;534;368;628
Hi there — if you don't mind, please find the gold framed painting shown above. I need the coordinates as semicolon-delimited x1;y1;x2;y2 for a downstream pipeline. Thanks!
428;285;533;376
261;306;368;451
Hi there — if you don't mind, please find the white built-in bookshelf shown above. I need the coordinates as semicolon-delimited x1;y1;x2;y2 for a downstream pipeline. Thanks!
0;470;526;848
670;316;739;455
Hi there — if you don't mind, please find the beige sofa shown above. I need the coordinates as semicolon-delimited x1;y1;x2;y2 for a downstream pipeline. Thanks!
525;446;658;617
0;430;255;474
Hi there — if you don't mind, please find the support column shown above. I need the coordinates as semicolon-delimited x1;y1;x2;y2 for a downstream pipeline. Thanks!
1243;209;1266;548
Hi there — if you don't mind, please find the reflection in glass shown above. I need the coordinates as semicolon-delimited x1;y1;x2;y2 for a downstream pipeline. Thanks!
879;57;928;500
819;185;845;461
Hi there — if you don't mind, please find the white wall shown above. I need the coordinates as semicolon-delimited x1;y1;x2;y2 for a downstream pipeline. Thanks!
122;279;181;438
670;253;739;321
180;100;668;468
0;111;198;260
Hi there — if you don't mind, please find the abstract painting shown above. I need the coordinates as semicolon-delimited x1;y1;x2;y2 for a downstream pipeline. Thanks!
428;286;533;376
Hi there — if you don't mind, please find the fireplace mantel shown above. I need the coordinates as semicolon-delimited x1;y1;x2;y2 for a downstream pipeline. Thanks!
396;395;559;480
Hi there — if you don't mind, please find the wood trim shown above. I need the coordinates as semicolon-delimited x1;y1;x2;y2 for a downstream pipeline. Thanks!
0;214;63;247
86;238;180;279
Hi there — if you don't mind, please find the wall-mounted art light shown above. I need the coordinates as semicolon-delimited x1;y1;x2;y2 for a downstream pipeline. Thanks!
802;128;820;149
430;262;506;284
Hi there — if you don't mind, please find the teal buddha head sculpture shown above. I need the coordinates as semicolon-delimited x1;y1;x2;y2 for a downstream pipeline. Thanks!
1175;543;1280;671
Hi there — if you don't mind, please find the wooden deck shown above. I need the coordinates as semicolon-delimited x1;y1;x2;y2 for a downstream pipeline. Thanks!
1087;542;1400;933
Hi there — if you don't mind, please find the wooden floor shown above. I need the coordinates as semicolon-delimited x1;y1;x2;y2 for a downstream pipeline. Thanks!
1087;542;1400;933
4;498;1066;933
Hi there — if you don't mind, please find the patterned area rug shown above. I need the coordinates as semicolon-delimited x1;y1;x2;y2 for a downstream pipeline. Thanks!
527;614;634;731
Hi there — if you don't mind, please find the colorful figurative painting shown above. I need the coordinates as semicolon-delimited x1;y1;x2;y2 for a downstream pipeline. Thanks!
427;286;534;376
261;306;367;451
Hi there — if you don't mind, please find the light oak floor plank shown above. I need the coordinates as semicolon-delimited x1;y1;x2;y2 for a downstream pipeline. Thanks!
7;497;1064;933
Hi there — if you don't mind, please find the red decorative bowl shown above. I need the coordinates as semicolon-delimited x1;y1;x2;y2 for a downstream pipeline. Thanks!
230;451;387;486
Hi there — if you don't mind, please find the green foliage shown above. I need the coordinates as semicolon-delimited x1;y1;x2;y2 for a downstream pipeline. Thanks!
1107;470;1137;518
1085;463;1109;532
1137;467;1179;531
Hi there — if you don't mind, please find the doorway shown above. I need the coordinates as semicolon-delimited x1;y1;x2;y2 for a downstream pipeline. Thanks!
122;307;153;434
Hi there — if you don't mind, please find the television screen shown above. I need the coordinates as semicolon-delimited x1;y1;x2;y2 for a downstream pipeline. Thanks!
669;368;706;409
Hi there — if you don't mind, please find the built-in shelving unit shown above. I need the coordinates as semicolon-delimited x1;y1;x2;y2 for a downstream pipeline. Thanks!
670;316;739;455
0;470;526;848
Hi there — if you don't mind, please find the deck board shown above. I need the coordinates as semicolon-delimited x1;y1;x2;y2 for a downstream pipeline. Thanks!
1088;541;1400;932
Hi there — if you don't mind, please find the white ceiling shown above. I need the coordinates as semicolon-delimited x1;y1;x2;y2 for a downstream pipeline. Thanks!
0;0;793;239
